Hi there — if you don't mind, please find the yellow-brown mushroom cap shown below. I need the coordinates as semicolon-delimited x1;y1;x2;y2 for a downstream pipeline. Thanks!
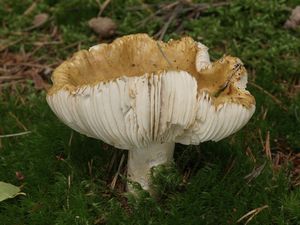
48;34;198;94
47;34;254;108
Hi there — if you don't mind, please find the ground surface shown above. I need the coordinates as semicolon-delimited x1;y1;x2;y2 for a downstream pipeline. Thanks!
0;0;300;224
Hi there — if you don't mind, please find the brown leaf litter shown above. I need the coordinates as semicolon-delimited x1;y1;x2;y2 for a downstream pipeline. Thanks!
24;13;49;31
270;138;300;187
0;51;52;91
284;6;300;29
88;17;117;38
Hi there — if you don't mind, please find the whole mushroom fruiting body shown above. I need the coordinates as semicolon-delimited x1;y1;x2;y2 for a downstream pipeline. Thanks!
47;34;255;193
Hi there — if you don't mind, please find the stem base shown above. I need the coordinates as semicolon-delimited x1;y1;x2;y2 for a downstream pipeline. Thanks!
127;142;175;193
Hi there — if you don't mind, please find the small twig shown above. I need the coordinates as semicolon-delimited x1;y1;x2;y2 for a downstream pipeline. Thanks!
294;106;300;122
245;147;256;163
156;42;173;68
23;2;37;15
0;131;31;138
137;1;229;28
66;174;71;209
221;157;236;181
265;131;271;160
110;153;125;190
184;1;230;13
237;205;269;224
7;62;51;69
23;15;52;32
137;1;180;27
97;0;112;17
60;41;82;51
68;131;74;147
244;162;267;183
33;41;63;46
262;107;268;120
182;168;191;183
127;4;154;11
237;160;266;196
0;38;23;52
156;3;182;40
249;82;288;111
107;151;117;175
88;159;94;178
0;80;26;88
214;63;242;97
9;112;28;131
258;128;265;151
0;75;24;81
0;67;10;73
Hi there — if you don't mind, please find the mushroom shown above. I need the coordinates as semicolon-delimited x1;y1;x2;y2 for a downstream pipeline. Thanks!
46;34;255;193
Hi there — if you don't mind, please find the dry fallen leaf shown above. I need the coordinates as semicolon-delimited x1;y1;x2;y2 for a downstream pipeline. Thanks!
284;6;300;29
24;13;49;31
23;2;37;16
0;52;52;90
32;13;49;28
244;162;266;183
88;17;117;38
30;68;49;90
15;171;25;181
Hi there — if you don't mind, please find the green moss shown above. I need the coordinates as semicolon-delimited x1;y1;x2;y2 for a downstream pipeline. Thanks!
1;0;300;224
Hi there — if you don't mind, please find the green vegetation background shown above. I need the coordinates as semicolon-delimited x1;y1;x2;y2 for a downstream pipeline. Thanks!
0;0;299;224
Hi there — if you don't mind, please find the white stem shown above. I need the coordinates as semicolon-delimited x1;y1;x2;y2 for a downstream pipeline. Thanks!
127;142;175;192
195;42;211;72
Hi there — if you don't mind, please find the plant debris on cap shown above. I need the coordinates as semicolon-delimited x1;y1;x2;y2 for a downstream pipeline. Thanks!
47;34;255;193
